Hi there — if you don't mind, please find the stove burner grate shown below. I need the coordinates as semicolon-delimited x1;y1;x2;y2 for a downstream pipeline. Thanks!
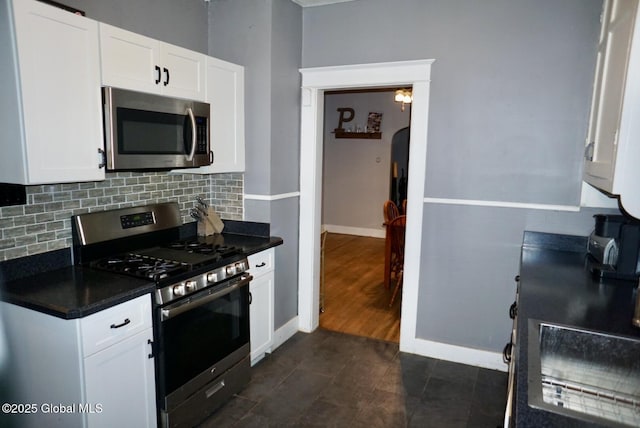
164;240;239;257
93;253;190;281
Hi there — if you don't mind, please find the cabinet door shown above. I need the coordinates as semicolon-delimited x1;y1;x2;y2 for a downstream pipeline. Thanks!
12;0;105;184
249;271;274;364
160;44;206;101
100;24;205;102
99;23;160;94
584;0;638;192
84;329;157;428
208;57;245;172
180;57;245;174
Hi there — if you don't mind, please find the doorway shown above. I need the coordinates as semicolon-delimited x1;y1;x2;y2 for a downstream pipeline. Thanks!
298;60;434;354
319;88;412;342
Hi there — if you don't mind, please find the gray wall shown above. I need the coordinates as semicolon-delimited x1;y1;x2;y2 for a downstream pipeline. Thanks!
208;0;273;196
303;0;619;353
209;0;301;197
322;92;410;233
63;0;208;53
209;0;302;329
303;0;601;205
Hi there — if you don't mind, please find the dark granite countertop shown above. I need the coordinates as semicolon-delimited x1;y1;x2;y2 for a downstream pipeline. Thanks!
515;231;640;427
0;222;283;320
1;266;156;319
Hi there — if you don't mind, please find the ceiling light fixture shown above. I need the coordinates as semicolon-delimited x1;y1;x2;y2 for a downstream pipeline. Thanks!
394;89;412;111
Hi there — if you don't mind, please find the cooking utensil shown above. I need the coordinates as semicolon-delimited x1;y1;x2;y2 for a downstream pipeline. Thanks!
196;195;208;209
189;208;201;221
195;204;208;217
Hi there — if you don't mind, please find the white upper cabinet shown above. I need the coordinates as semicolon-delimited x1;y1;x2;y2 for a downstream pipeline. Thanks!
177;57;246;174
0;0;105;184
99;23;206;101
584;0;640;217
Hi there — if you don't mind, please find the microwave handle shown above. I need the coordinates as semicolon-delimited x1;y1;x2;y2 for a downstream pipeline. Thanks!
186;107;197;162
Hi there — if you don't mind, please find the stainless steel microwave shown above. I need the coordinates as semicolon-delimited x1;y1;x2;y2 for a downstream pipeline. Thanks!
102;87;211;170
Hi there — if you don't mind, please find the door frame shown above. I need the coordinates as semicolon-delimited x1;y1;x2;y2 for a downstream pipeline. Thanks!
298;60;434;351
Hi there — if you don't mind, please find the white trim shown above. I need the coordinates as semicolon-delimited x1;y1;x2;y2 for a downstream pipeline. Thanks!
401;337;507;372
244;192;301;201
322;224;385;238
301;60;435;88
580;181;619;208
423;197;580;212
298;60;434;351
271;316;300;349
399;80;432;352
292;0;355;8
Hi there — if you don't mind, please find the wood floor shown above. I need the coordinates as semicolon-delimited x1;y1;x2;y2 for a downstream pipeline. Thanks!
319;233;401;343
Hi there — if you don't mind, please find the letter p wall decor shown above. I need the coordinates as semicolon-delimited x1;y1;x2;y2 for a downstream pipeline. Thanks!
334;107;355;132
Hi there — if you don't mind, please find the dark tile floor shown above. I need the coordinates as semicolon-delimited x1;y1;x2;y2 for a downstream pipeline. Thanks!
199;329;507;428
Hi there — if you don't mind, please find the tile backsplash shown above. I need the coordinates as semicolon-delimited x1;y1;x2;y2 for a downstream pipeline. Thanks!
0;171;243;261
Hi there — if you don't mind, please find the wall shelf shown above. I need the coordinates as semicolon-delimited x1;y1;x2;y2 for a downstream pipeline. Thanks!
333;131;381;139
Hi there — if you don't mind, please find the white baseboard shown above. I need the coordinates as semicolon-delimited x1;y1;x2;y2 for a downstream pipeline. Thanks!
322;224;385;238
400;336;507;372
270;317;506;372
271;316;300;352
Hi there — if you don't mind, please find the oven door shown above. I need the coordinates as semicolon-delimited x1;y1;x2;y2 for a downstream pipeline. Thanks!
103;87;211;170
156;273;251;411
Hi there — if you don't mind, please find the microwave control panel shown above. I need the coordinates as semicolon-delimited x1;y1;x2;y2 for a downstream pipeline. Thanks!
196;116;208;154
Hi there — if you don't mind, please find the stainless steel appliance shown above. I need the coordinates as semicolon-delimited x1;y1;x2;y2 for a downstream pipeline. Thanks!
103;87;212;170
587;214;640;281
72;202;251;428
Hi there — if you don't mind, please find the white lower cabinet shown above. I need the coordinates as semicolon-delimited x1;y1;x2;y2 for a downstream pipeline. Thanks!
84;329;156;428
1;294;156;428
248;249;275;364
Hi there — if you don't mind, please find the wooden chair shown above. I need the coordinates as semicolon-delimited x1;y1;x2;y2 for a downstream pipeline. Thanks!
383;200;400;289
401;199;407;215
383;200;400;224
388;215;406;307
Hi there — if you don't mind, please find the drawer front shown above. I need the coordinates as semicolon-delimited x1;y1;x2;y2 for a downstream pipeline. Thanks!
247;248;274;277
81;294;152;357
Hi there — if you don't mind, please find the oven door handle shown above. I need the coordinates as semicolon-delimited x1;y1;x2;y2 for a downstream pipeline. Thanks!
161;274;252;321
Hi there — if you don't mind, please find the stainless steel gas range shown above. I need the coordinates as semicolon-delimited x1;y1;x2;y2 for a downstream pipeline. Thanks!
72;202;252;428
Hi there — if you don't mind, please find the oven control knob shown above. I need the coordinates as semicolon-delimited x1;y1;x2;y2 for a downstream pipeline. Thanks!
173;283;186;296
235;262;244;272
184;280;196;292
226;265;236;276
207;272;218;283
